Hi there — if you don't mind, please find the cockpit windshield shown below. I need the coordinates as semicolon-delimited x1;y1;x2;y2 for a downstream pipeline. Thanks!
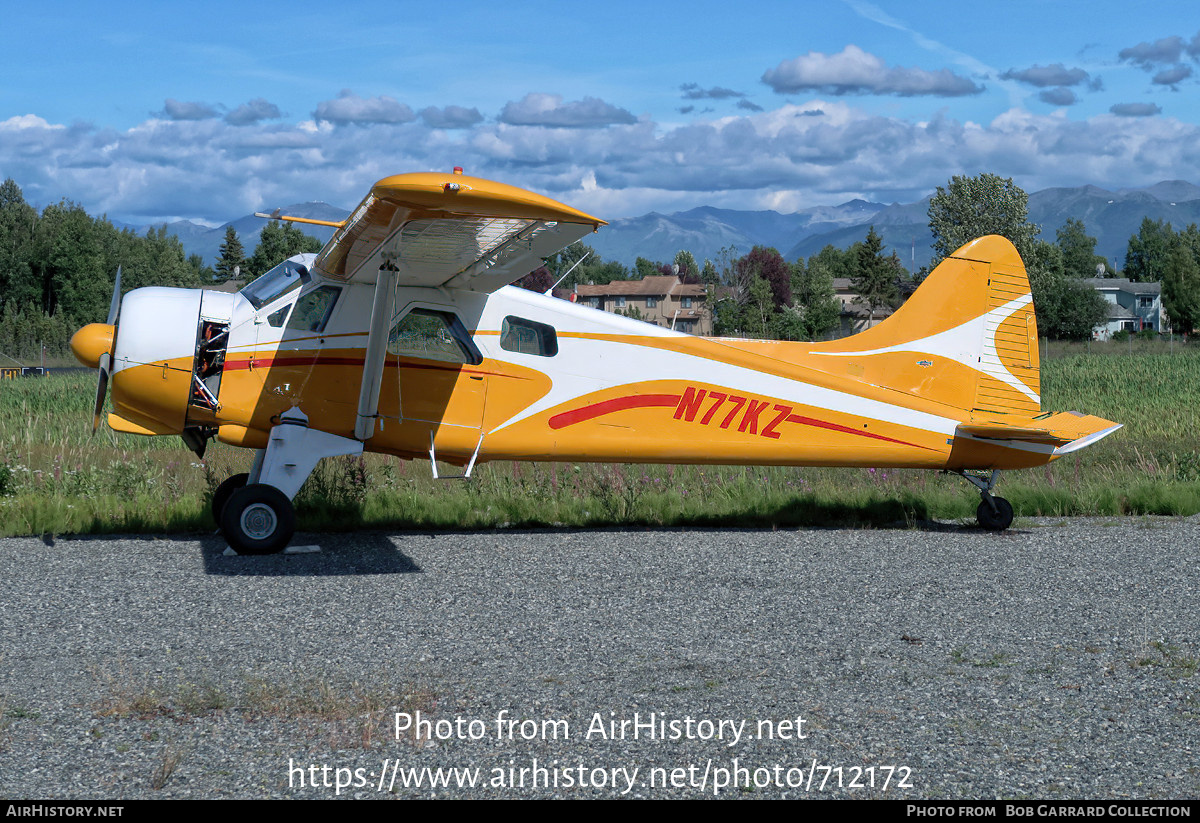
239;259;308;310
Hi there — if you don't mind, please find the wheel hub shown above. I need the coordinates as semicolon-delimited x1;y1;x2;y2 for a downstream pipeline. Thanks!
240;503;278;539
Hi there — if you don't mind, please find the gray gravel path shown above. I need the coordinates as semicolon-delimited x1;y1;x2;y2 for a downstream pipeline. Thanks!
0;517;1198;799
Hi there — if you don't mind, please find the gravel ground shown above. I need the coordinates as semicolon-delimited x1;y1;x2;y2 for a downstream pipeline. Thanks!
0;517;1198;800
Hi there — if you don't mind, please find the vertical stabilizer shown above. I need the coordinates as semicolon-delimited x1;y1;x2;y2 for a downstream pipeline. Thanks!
811;235;1040;416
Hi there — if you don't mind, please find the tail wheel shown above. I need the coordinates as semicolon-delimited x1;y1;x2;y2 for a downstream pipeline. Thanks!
210;473;249;523
976;497;1014;531
220;484;295;555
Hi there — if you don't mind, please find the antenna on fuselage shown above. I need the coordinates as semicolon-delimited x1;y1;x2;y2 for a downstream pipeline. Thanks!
545;251;592;295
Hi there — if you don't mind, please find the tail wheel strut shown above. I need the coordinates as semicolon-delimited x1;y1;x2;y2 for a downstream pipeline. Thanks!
956;470;1014;531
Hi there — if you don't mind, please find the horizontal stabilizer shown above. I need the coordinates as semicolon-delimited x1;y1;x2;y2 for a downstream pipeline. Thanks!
954;411;1121;456
955;424;1073;447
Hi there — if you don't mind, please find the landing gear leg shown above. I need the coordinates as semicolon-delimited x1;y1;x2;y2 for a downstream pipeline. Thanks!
218;407;364;554
956;470;1014;531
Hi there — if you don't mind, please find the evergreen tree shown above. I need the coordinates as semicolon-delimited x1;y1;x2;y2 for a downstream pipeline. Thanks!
216;226;246;280
245;221;322;279
850;227;898;327
673;250;700;283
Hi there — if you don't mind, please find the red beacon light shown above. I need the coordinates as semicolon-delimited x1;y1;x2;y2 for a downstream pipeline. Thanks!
445;166;465;192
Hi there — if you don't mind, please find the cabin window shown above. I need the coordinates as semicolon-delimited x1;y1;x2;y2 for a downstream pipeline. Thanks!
500;316;558;357
615;297;626;308
681;297;693;309
286;285;341;333
388;309;481;365
266;304;291;328
646;297;657;308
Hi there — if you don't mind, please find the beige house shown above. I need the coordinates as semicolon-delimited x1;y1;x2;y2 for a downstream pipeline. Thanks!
573;275;713;335
832;277;895;336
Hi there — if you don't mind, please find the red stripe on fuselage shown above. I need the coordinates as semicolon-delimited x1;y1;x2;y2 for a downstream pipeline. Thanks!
548;394;682;429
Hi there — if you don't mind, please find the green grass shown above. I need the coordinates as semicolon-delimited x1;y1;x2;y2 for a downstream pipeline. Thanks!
3;340;1200;537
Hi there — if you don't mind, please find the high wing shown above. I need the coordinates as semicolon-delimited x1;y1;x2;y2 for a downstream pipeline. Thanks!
312;170;605;293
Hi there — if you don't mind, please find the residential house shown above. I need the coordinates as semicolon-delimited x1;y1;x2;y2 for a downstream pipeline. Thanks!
1083;278;1166;338
832;277;895;336
573;275;712;335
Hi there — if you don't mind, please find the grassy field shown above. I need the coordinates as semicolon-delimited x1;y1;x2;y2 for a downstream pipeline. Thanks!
2;341;1200;537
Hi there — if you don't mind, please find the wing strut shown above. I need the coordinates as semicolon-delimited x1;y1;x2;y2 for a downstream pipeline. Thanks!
354;260;399;441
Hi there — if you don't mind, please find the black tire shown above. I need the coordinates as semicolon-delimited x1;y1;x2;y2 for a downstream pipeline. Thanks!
211;473;249;523
976;496;1014;531
219;484;295;555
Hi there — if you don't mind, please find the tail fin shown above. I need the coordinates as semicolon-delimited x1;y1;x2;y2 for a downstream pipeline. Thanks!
811;235;1040;417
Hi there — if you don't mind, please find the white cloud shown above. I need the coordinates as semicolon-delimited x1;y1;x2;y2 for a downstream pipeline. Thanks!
160;99;220;121
225;98;282;126
313;90;415;125
1000;64;1093;89
498;93;637;128
762;45;984;97
1110;102;1162;117
0;114;64;132
5;96;1200;224
419;105;484;129
1119;36;1186;69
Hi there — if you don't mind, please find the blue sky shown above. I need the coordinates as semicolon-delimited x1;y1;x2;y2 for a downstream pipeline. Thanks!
3;1;1199;225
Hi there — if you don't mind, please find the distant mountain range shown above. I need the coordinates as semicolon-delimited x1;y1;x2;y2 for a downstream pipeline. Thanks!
135;181;1200;276
113;202;346;269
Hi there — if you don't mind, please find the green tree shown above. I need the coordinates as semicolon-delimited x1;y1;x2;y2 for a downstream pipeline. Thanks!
927;173;1040;266
1057;218;1108;278
673;250;700;283
633;257;660;279
850;227;898;327
1124;217;1175;283
744;275;775;338
700;259;720;286
543;242;628;289
809;244;853;282
1026;240;1107;339
1163;226;1200;334
736;246;791;309
790;259;841;340
216;226;246;280
245;221;322;279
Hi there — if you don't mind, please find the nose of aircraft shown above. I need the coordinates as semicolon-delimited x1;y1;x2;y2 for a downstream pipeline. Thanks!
106;286;206;434
70;323;115;369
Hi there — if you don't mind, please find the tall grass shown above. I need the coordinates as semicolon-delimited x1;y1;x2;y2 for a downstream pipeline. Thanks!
2;339;1199;537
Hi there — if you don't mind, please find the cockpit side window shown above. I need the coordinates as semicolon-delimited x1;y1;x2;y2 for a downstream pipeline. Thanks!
266;304;291;328
387;309;481;365
240;259;307;309
285;285;341;333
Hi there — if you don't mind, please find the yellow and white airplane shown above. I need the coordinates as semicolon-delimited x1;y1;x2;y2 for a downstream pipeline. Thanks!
70;169;1120;553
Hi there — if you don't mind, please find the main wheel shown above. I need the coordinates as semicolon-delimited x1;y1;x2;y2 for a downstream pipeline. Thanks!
976;496;1014;531
211;473;249;523
219;484;296;555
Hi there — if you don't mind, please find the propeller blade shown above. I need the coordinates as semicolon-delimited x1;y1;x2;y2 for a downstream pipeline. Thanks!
93;352;110;434
92;266;122;434
106;266;122;326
